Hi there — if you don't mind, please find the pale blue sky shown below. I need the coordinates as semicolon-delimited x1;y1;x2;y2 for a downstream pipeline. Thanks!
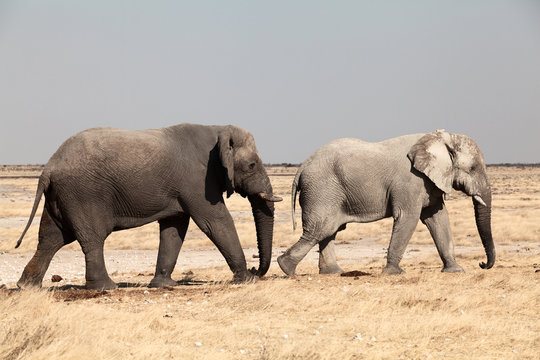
1;1;539;164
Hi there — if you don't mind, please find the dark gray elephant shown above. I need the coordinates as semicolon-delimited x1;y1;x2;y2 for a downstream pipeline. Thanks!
277;130;495;275
16;124;282;290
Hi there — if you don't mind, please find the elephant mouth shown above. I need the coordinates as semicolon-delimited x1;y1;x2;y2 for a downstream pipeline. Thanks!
258;192;283;202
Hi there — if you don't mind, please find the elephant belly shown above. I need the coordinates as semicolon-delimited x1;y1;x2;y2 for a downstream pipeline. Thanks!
343;189;391;223
112;199;184;231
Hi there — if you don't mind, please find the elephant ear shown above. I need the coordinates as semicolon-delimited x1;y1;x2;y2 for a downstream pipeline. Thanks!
218;126;235;198
407;131;454;194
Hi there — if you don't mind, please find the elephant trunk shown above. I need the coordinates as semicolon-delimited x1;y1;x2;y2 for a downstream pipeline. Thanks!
473;187;495;269
248;181;276;277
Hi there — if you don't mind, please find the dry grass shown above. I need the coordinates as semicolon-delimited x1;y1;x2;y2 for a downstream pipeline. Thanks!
1;249;538;359
1;166;539;359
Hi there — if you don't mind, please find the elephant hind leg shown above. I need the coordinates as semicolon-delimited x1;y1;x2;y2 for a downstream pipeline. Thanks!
78;238;117;290
279;196;346;275
277;232;319;275
17;208;75;289
278;225;338;276
278;215;344;276
72;223;116;290
149;214;190;288
318;232;344;274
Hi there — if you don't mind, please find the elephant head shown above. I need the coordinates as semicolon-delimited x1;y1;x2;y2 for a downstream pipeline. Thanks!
407;130;495;269
218;126;282;276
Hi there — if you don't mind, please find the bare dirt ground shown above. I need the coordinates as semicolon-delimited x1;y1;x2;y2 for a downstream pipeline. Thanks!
0;240;533;288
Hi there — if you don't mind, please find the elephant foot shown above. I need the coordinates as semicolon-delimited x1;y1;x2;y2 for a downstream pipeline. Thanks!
319;264;344;275
232;272;257;284
277;254;298;276
17;276;43;289
85;277;117;290
442;264;465;273
382;264;405;275
231;270;258;284
148;275;178;288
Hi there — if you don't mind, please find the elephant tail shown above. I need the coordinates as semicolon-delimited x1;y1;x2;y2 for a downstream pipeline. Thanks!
15;170;50;248
291;160;310;231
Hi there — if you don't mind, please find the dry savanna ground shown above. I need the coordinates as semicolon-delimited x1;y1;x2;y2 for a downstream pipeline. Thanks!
1;165;539;359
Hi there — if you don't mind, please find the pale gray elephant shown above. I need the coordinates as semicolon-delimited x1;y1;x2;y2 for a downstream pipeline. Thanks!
277;130;495;275
16;124;282;290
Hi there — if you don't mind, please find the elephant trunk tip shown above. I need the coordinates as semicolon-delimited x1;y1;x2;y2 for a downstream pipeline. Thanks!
479;261;492;269
479;251;495;269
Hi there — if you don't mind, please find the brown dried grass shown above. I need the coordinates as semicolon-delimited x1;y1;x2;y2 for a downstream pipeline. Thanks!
1;248;538;359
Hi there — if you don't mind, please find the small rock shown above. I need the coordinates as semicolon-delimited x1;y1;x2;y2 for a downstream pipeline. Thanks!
143;290;149;295
282;334;289;339
194;342;202;347
314;330;320;335
164;313;173;318
353;333;363;341
51;275;63;282
370;336;377;341
163;293;169;297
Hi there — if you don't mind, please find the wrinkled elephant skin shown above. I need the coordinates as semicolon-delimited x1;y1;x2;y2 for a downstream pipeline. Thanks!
16;124;280;290
278;130;495;275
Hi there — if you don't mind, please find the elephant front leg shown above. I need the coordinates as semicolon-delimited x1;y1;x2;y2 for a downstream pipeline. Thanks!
191;208;254;283
421;204;465;273
318;233;344;274
149;214;190;288
383;211;420;275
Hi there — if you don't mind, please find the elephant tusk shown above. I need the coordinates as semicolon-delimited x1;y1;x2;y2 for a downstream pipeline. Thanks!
473;195;487;207
258;192;283;202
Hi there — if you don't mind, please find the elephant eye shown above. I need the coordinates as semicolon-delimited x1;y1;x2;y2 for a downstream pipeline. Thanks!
249;162;256;170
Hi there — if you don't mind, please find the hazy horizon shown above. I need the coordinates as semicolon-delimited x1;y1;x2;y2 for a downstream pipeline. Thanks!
1;1;539;165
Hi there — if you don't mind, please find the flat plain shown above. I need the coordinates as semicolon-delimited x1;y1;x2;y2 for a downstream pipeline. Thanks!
1;165;539;359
